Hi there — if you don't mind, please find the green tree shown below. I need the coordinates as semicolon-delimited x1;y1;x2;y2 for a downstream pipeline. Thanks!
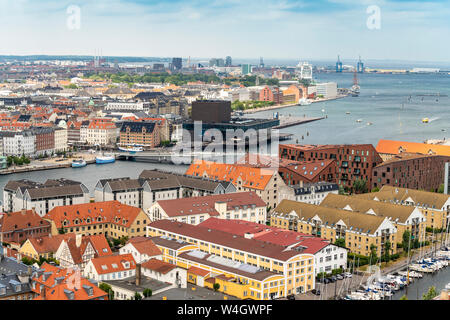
369;244;377;265
352;179;368;194
422;286;438;300
21;256;36;266
134;292;143;300
334;238;346;248
402;230;412;254
338;185;346;195
143;288;152;298
213;283;220;291
400;295;408;300
371;187;380;193
383;241;391;262
437;184;444;193
99;283;114;300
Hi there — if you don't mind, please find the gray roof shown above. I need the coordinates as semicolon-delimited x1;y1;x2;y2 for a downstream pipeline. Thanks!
0;273;33;298
103;276;171;294
25;184;87;200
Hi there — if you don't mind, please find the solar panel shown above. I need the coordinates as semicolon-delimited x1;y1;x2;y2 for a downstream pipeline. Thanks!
186;250;208;259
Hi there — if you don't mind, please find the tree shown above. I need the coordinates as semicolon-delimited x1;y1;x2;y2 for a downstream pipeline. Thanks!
143;288;152;298
369;244;377;265
334;238;346;248
99;283;114;300
338;186;346;195
383;241;391;262
437;184;445;193
213;283;220;291
400;295;408;300
352;179;368;194
422;286;438;300
371;187;380;193
134;292;143;300
402;230;412;254
21;256;35;266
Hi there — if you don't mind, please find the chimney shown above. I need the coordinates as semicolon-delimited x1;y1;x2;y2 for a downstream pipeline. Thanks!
299;180;304;188
76;234;82;248
41;286;46;300
21;208;27;215
135;263;141;286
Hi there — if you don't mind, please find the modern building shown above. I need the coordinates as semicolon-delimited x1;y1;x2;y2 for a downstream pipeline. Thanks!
191;100;232;124
376;139;450;161
171;58;183;71
315;82;337;99
371;153;450;192
279;144;383;190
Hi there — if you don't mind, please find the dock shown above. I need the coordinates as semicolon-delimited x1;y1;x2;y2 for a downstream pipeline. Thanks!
273;116;325;129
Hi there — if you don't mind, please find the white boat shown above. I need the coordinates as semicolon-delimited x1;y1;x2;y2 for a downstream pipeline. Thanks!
445;283;450;290
71;159;87;168
346;111;351;114
299;98;312;106
367;122;373;126
118;146;144;153
96;155;115;164
356;119;363;123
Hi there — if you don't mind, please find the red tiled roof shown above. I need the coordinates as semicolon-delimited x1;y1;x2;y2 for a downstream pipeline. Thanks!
156;192;265;218
187;266;210;277
45;201;142;229
0;209;51;233
90;253;136;275
376;139;450;157
126;237;162;257
141;258;176;274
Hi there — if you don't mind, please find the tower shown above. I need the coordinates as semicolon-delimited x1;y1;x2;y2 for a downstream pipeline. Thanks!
357;55;364;73
259;57;264;68
336;55;343;73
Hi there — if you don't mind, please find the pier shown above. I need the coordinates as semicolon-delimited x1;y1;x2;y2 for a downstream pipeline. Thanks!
274;116;325;129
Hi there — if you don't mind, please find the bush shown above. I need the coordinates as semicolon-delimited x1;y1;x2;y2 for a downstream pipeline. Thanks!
213;283;220;291
143;288;152;298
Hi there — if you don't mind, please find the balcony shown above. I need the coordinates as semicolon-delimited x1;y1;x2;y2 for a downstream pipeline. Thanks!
354;156;361;162
353;169;361;175
341;161;349;168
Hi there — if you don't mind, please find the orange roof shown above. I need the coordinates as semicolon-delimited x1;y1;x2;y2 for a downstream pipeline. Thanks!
141;258;176;274
32;263;108;300
27;233;75;255
376;139;450;157
90;253;136;275
45;201;143;229
126;237;162;257
185;160;275;190
187;266;210;277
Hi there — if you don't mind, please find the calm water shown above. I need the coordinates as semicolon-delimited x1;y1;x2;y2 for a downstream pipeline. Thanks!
250;72;450;146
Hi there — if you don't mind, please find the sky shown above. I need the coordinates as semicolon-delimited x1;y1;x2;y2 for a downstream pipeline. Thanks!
0;0;449;63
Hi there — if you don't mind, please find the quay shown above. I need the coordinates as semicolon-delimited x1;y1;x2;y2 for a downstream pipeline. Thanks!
274;116;325;129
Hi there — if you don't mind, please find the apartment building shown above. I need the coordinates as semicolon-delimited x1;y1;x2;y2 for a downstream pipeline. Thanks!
371;153;450;192
278;159;338;186
354;185;450;231
54;127;68;152
147;219;317;299
320;193;426;244
0;209;51;246
119;237;162;263
279;181;339;205
67;121;82;144
0;252;37;300
119;121;160;148
376;139;450;161
44;201;148;240
80;120;117;146
185;160;284;210
279;144;383;190
94;170;236;212
3;178;90;216
83;253;136;282
19;233;75;260
271;200;397;257
149;192;267;225
31;127;55;157
0;131;35;157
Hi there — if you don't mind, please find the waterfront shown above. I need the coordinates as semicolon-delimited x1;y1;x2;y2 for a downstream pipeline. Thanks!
249;72;450;146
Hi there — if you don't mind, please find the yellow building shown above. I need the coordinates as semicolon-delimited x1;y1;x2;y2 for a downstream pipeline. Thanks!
272;200;398;257
19;233;75;260
354;185;450;231
44;201;148;240
147;220;315;299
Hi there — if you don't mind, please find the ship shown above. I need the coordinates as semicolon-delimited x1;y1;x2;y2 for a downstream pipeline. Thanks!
299;98;312;105
96;154;115;164
118;145;144;153
350;70;360;97
71;159;87;168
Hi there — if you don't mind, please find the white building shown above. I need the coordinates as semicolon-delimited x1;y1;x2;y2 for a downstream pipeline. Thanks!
83;253;136;282
54;127;68;152
80;120;117;146
0;131;35;157
119;238;162;264
279;182;339;206
105;101;148;112
314;244;348;275
316;82;338;99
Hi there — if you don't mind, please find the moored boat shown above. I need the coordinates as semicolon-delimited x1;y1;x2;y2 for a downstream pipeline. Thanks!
96;155;115;164
71;159;87;168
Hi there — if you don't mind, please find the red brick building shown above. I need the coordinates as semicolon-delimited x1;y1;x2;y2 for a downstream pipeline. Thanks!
0;209;51;245
278;159;338;186
279;144;383;190
31;127;55;156
372;153;450;192
259;86;283;104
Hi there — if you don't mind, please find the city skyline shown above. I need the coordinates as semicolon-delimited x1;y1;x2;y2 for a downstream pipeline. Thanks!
0;0;449;62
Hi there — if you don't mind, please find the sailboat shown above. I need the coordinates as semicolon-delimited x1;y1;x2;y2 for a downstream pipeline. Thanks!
95;145;115;164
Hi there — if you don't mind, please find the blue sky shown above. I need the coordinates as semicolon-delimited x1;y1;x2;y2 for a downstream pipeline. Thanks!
0;0;449;62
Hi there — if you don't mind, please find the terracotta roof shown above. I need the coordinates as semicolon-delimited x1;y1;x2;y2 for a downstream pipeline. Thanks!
156;192;265;218
0;209;51;233
376;139;450;157
45;201;143;229
125;237;162;257
187;266;210;277
185;160;276;191
90;253;136;275
141;258;176;274
27;233;75;255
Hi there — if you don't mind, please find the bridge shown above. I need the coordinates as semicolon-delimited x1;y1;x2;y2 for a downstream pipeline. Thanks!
113;151;251;164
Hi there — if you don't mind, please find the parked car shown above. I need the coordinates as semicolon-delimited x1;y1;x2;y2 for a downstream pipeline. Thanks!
323;278;331;284
336;274;344;280
344;272;353;278
329;276;337;282
287;294;296;300
311;289;321;296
